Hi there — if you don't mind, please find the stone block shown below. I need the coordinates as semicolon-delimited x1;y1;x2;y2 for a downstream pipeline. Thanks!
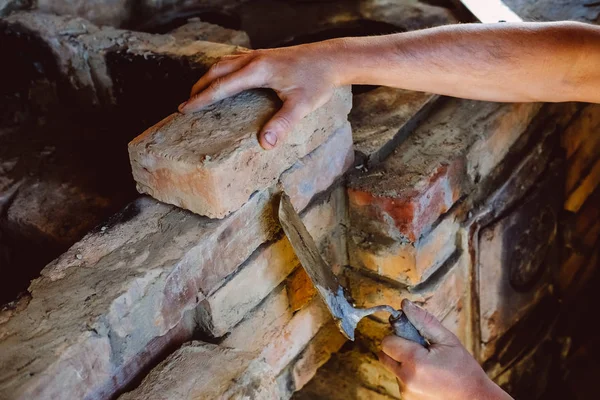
0;123;350;399
348;99;540;244
196;189;343;337
350;214;460;286
291;322;347;391
129;87;352;218
118;341;279;400
345;251;468;324
350;86;437;164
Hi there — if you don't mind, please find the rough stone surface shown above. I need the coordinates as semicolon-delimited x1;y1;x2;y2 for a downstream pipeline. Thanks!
350;214;460;286
565;107;600;194
291;322;347;391
36;0;130;27
565;158;600;213
196;188;343;337
348;99;541;243
286;267;318;313
0;0;29;16
118;341;279;400
129;87;352;218
0;125;349;399
350;87;437;165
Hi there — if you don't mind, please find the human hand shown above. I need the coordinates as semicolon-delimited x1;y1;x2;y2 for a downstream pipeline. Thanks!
179;40;345;150
379;299;512;400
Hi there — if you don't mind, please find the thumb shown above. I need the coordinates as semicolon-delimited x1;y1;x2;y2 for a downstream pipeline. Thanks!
259;100;311;150
402;299;460;346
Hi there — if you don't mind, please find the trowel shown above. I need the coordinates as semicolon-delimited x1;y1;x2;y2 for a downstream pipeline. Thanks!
278;193;427;346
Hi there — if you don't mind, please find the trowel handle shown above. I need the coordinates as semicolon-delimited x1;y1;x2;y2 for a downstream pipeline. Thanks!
389;312;428;347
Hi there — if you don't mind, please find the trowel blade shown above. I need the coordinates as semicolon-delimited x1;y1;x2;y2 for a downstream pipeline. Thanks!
278;193;360;340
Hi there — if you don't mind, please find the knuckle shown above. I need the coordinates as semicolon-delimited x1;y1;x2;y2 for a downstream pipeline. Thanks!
274;115;292;131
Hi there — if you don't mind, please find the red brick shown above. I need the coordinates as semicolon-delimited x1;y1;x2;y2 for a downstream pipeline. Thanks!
129;88;351;218
348;100;540;243
118;342;279;400
349;215;460;285
291;322;347;390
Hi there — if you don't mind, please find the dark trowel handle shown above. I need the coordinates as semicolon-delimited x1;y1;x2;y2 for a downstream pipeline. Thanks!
389;312;428;348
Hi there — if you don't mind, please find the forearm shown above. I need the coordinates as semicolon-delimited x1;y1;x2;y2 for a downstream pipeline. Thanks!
329;22;600;103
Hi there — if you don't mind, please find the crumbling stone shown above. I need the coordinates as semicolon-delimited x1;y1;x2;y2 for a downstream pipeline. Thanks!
129;87;351;218
168;19;250;47
118;341;279;400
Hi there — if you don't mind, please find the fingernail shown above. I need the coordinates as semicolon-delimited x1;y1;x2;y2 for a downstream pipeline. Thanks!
178;101;187;112
264;131;278;147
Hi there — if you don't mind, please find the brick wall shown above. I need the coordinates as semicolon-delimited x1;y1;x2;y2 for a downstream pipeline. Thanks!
1;2;599;400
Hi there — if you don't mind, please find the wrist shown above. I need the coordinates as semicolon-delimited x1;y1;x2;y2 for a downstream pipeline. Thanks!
470;373;513;400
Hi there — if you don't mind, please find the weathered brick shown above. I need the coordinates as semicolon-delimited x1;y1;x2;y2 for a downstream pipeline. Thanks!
345;251;468;323
221;285;293;353
129;87;352;218
36;0;131;27
286;267;318;313
118;342;279;400
562;104;600;159
294;349;400;400
565;158;600;213
350;215;460;286
168;19;251;47
348;99;540;244
262;297;333;375
0;125;350;399
350;87;437;164
291;322;347;391
196;187;343;337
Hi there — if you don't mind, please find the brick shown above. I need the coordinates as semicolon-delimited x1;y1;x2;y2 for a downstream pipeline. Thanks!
348;99;540;243
291;322;347;390
345;251;468;324
36;0;131;27
196;188;343;337
294;349;400;400
565;158;600;213
118;342;279;400
350;214;460;286
221;286;293;353
440;297;472;350
0;126;350;399
565;124;600;194
350;87;437;164
503;0;600;22
129;87;352;218
286;267;318;313
562;104;600;159
262;297;333;375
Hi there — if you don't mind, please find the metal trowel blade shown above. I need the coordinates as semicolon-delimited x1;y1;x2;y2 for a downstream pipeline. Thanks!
278;193;386;341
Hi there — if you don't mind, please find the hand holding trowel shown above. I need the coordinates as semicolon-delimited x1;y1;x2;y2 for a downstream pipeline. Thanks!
278;193;427;347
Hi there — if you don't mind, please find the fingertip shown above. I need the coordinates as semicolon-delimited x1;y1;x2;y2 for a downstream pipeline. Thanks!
258;130;278;150
178;101;188;113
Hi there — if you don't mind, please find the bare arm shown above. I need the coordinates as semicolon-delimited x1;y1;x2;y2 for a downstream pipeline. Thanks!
180;21;600;149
